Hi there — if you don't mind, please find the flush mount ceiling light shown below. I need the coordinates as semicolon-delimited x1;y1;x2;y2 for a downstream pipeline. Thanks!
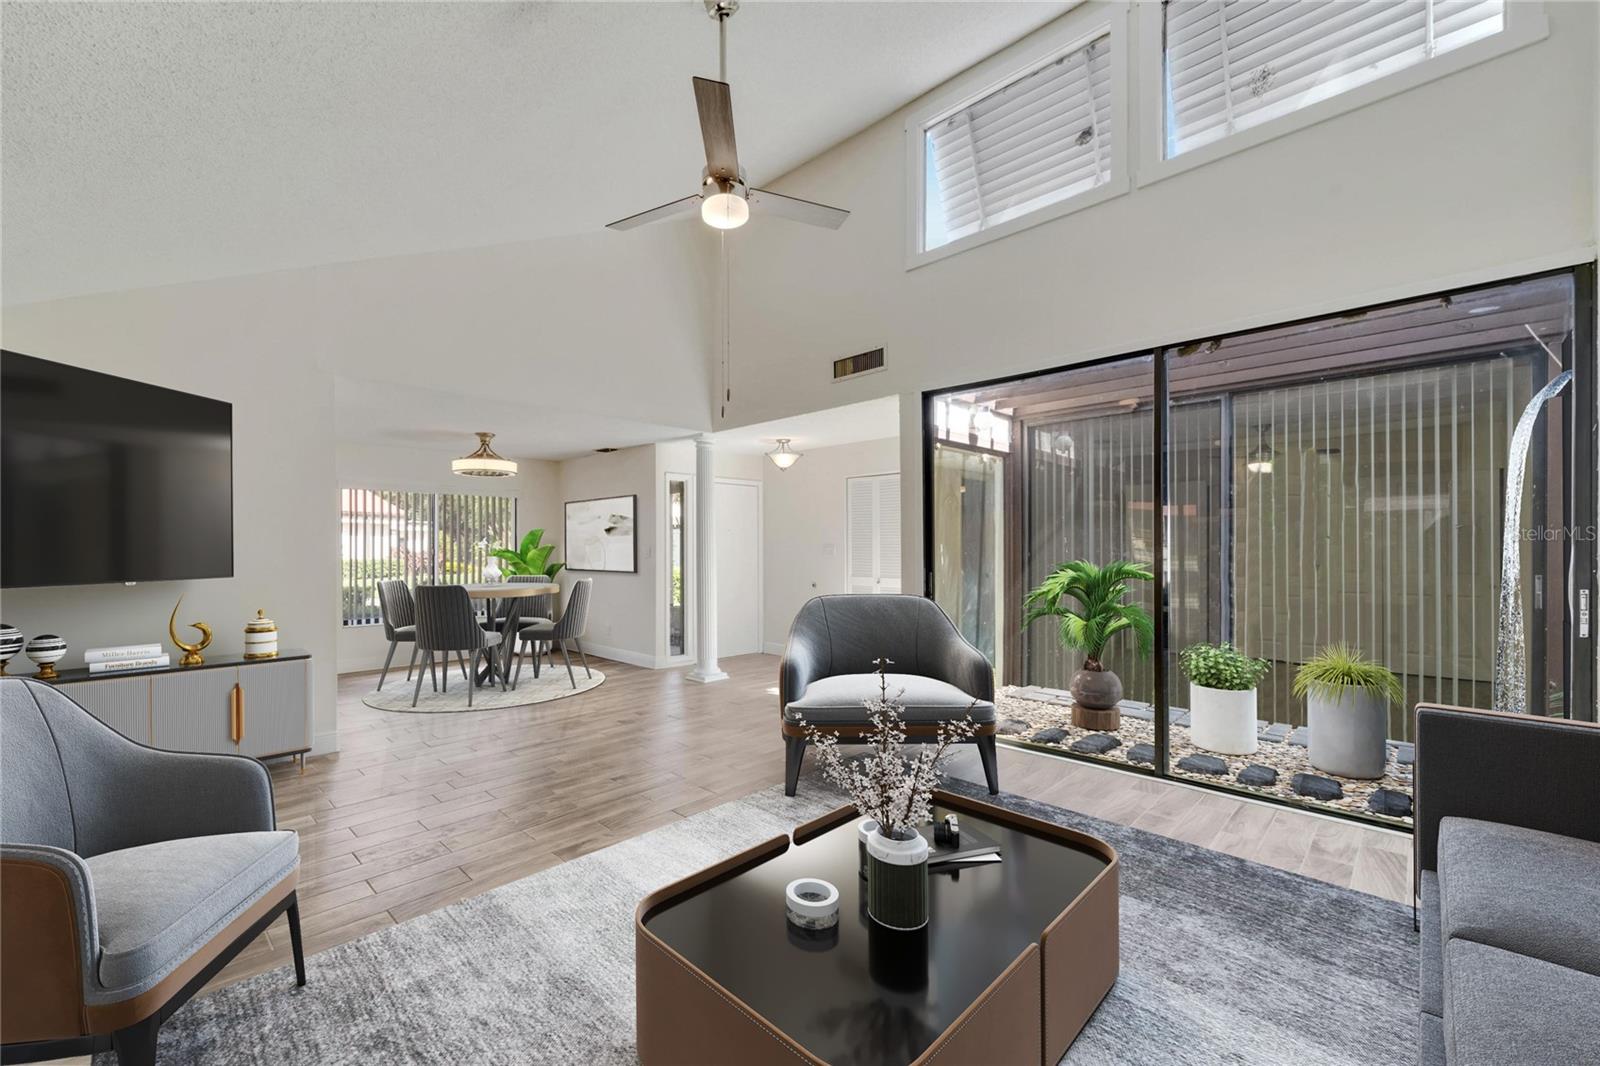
766;438;802;470
1245;444;1274;475
452;432;517;477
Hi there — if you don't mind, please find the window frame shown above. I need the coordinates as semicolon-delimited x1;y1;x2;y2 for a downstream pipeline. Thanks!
904;3;1130;271
1137;0;1549;187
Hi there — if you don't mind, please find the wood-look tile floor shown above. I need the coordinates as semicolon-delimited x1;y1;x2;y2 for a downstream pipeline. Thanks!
202;653;1407;991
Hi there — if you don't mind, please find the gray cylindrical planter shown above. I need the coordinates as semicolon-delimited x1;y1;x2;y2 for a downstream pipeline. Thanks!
1306;688;1389;779
866;828;929;930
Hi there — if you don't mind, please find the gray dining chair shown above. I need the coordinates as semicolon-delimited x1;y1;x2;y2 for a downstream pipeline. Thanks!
492;575;555;687
376;579;419;691
515;579;592;689
413;585;503;707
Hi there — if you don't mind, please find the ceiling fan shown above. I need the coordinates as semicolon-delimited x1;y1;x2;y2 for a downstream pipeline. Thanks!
605;0;849;233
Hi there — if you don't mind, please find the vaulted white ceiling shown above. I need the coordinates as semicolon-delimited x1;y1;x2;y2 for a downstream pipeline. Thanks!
2;0;1067;305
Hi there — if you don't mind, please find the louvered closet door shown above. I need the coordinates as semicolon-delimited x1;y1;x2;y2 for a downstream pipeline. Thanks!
847;474;902;595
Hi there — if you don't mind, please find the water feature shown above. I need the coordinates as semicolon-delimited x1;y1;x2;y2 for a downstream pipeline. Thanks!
1493;368;1573;714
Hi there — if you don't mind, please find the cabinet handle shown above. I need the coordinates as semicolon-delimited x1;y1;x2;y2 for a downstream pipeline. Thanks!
230;684;243;744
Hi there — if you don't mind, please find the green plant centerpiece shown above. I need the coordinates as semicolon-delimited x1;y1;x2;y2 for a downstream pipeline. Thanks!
1178;642;1270;756
490;529;566;581
1022;560;1153;731
1293;644;1404;780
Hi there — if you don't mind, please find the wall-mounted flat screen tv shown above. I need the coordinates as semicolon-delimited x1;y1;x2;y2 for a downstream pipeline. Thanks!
2;351;234;588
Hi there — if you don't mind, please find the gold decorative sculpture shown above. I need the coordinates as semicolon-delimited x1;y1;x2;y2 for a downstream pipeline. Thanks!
168;597;214;667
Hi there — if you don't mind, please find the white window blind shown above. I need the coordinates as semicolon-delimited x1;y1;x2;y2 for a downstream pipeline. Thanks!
1164;0;1504;157
847;474;902;595
925;32;1113;250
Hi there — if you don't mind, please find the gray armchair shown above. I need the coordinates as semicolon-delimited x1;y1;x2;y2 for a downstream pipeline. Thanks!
0;678;303;1066
779;595;998;797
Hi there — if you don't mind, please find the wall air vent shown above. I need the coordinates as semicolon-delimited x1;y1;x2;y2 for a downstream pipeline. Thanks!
833;348;885;382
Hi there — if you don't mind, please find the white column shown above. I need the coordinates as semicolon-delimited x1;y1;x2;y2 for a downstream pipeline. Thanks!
687;434;728;683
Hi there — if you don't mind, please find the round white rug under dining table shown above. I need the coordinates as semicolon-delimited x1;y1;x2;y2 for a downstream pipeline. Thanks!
362;667;604;713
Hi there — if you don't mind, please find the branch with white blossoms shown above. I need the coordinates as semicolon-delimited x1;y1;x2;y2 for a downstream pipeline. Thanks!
798;658;977;837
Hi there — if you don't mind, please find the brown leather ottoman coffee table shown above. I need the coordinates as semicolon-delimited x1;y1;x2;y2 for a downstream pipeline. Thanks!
636;789;1118;1065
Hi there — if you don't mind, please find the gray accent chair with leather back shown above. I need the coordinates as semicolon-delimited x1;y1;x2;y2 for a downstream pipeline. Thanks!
0;678;304;1066
779;595;998;797
1413;704;1600;1066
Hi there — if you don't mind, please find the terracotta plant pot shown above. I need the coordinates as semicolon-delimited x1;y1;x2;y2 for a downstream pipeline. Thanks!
1070;668;1122;731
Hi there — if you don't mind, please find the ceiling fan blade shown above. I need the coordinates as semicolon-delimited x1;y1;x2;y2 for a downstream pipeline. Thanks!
605;195;702;231
748;188;850;230
693;76;740;181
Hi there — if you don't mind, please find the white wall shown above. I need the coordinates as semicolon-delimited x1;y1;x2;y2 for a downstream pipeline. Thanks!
719;0;1600;595
0;278;342;753
760;436;901;653
333;440;561;672
553;444;661;667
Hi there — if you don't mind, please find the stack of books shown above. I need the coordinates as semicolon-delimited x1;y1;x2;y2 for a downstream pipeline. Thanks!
85;643;169;675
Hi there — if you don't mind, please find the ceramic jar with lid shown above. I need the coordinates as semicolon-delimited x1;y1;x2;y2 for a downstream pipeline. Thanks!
244;610;279;660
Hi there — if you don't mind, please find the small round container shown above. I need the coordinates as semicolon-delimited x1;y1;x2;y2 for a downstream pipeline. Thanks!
243;610;279;660
784;878;840;931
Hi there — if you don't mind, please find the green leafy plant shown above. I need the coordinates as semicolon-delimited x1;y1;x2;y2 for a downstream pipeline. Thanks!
1022;560;1154;671
1179;642;1270;691
1291;644;1404;706
490;529;565;580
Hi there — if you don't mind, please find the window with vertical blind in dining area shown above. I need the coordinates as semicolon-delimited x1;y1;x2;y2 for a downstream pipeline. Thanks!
340;488;517;626
847;474;902;596
1163;0;1507;158
923;28;1114;252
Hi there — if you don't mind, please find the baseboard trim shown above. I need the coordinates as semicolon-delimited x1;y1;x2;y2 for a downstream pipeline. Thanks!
763;641;786;656
579;642;660;669
312;730;340;756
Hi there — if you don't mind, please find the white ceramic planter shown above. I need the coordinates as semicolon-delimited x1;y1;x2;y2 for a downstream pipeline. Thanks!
1188;683;1259;756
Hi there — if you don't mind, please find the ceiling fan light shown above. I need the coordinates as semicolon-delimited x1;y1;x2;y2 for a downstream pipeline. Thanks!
452;432;518;477
766;438;802;470
702;190;749;230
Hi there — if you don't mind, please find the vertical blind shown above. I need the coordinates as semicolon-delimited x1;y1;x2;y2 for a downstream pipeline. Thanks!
926;31;1113;248
340;488;516;626
1164;0;1505;157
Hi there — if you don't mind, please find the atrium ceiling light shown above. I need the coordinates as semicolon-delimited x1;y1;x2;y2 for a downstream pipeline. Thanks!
766;438;802;470
452;432;518;477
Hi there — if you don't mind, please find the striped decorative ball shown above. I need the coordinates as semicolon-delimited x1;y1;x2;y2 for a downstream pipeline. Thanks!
25;635;67;678
0;625;22;674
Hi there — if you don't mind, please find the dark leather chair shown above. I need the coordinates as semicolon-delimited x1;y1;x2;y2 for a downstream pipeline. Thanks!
0;678;304;1066
779;595;998;797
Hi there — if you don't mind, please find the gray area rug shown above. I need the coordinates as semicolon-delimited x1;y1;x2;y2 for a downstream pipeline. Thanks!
123;780;1416;1065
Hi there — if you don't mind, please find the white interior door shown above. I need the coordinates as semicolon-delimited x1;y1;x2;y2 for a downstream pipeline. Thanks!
848;474;902;595
716;480;761;657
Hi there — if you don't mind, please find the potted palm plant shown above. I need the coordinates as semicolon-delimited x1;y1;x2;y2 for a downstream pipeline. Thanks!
1178;642;1270;756
1292;644;1404;779
1022;560;1153;731
490;529;565;581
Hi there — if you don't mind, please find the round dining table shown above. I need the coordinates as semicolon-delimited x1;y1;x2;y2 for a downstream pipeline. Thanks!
459;582;561;687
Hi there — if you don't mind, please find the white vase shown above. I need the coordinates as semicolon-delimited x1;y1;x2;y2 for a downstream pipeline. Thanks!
1188;683;1259;755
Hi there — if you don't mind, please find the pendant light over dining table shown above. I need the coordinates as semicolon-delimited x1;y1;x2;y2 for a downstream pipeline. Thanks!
452;432;517;477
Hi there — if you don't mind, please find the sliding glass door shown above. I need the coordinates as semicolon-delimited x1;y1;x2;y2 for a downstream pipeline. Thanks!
925;268;1594;826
